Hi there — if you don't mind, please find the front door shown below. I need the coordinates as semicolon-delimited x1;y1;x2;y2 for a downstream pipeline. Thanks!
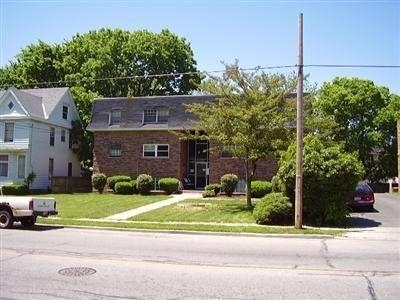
196;162;208;189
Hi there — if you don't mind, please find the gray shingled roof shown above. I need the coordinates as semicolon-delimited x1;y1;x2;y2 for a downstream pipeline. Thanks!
1;87;69;121
87;95;215;131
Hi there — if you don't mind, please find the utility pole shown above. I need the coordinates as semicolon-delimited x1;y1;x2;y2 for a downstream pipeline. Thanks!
295;13;304;229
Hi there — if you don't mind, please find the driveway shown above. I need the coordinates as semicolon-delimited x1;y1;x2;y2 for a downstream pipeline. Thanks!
346;193;400;240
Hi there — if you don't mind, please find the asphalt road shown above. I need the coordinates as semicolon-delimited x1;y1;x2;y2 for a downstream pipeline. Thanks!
0;193;399;300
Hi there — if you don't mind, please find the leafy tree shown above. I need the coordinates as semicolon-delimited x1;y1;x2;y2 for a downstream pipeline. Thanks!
186;63;298;208
0;28;201;167
276;136;365;226
313;77;397;181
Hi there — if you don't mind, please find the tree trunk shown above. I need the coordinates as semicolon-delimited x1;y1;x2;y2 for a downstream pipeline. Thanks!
245;160;256;209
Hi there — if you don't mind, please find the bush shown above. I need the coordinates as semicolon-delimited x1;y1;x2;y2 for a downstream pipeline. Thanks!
276;136;365;226
253;193;292;225
158;177;180;195
250;181;272;198
107;175;132;191
1;184;29;195
202;190;216;198
92;173;107;194
130;179;138;194
221;173;238;197
115;182;134;194
205;183;221;195
136;174;153;195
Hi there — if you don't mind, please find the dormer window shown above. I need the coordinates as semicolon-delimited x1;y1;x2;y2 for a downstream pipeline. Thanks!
62;105;68;120
143;108;169;124
110;109;121;125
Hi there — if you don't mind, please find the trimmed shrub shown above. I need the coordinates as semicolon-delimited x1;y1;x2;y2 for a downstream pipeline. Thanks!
276;136;365;226
202;190;216;198
205;183;221;195
107;175;132;191
221;173;238;197
115;182;134;195
130;179;138;194
136;174;153;195
158;177;180;195
253;193;293;225
92;173;107;194
2;184;29;195
250;181;272;198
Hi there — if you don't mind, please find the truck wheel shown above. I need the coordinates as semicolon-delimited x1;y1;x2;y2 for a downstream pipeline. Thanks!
21;216;37;227
0;210;14;229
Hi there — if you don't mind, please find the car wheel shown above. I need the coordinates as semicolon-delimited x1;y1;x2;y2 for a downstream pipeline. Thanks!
0;210;14;229
21;216;36;227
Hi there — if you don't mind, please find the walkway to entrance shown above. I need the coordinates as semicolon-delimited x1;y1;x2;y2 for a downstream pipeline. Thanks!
104;191;202;221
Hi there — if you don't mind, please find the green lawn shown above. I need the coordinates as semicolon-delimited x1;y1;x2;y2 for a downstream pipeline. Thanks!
35;193;344;236
37;193;170;219
130;199;255;223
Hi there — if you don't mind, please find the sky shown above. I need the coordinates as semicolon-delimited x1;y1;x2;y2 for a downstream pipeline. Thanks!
0;0;399;93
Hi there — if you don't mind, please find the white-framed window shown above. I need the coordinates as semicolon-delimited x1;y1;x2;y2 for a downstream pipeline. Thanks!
143;108;169;124
17;155;25;179
62;105;69;120
110;109;121;124
109;144;122;157
4;122;14;142
61;129;66;143
0;155;8;177
143;144;169;158
50;127;55;146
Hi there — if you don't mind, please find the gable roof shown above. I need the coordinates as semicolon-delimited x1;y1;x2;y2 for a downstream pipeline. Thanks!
0;86;72;121
87;95;215;132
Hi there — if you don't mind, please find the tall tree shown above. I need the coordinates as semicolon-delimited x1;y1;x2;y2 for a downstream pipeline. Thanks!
0;28;202;166
313;77;398;181
186;63;298;208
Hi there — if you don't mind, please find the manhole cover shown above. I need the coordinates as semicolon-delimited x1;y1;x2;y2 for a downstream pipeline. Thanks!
58;267;96;277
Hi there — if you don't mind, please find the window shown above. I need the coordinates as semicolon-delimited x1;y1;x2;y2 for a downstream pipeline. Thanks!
18;155;25;179
110;110;121;124
61;129;66;143
158;108;169;123
68;162;72;177
0;155;8;177
143;108;169;124
221;145;238;158
143;109;157;123
69;130;72;149
109;144;122;157
48;158;54;180
49;127;55;146
8;101;14;110
4;122;14;142
143;144;169;158
62;105;68;120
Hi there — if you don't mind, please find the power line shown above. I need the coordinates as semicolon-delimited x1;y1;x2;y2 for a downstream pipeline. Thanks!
303;64;400;68
1;63;399;89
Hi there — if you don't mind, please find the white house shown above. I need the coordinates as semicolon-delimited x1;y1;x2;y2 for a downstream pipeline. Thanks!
0;87;81;190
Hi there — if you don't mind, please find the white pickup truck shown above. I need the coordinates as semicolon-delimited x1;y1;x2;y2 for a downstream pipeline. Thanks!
0;192;58;229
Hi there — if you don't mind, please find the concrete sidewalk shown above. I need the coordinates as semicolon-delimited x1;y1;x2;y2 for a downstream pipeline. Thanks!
104;192;202;221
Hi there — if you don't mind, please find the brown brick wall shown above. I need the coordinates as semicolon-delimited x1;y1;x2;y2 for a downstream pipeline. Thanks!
93;131;183;179
208;151;278;184
93;131;279;184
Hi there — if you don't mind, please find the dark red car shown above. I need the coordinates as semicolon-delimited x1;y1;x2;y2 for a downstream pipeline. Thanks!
349;181;375;211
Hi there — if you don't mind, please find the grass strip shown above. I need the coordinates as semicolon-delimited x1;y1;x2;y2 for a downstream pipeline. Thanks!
37;217;343;236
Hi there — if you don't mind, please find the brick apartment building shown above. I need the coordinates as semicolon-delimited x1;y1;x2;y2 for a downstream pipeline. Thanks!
87;95;278;189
